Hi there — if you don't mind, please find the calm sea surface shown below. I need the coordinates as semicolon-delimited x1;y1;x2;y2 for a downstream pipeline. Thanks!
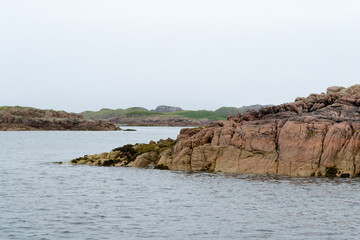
1;127;360;240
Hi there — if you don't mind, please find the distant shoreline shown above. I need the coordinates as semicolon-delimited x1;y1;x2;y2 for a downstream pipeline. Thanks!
0;106;120;131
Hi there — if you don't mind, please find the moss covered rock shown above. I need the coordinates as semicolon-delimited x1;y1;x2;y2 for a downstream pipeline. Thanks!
70;138;175;168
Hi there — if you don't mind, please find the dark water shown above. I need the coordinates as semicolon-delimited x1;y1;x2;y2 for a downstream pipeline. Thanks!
1;127;360;240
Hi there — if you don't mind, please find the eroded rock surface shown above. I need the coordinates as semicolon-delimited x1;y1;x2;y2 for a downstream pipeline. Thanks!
0;107;120;131
71;85;360;178
158;85;360;177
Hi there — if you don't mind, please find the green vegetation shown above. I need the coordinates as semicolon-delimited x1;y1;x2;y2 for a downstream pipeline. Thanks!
80;105;260;121
125;111;161;118
164;110;228;120
2;105;255;122
81;108;127;119
81;107;148;119
0;106;35;111
214;107;242;116
126;107;148;112
134;138;175;155
71;139;175;167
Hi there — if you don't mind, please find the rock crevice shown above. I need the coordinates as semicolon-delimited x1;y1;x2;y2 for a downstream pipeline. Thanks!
71;85;360;178
160;85;360;177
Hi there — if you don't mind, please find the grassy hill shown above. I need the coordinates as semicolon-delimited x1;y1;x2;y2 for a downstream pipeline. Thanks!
80;105;263;121
1;105;266;123
125;111;161;118
214;107;242;116
163;110;228;120
81;107;148;120
0;106;35;111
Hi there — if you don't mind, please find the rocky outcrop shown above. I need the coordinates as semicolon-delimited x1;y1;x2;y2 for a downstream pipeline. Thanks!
0;107;120;131
154;105;183;113
157;85;360;177
70;138;175;167
109;115;211;127
71;85;360;178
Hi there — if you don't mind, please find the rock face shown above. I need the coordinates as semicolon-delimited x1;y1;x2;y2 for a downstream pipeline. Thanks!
0;107;120;131
154;105;183;113
110;115;211;127
158;85;360;177
71;85;360;178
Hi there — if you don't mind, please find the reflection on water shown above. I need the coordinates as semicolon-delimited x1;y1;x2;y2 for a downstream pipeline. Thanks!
1;128;360;239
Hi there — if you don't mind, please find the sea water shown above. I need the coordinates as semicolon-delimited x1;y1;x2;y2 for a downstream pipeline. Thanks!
1;127;360;239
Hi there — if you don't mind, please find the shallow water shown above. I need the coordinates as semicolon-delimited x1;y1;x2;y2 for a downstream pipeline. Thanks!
1;127;360;239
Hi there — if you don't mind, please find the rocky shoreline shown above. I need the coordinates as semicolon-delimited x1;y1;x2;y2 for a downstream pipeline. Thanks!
69;138;175;168
71;85;360;178
0;107;120;131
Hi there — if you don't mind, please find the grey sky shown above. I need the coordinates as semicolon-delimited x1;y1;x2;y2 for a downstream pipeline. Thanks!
1;0;359;113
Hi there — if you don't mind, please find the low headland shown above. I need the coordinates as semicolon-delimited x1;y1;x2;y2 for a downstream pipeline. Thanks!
0;106;120;131
81;105;267;127
0;104;266;130
70;85;360;178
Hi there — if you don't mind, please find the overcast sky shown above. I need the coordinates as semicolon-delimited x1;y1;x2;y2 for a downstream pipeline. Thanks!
1;0;359;113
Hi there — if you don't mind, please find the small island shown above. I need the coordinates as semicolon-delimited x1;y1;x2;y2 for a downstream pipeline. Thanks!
0;106;120;131
71;85;360;178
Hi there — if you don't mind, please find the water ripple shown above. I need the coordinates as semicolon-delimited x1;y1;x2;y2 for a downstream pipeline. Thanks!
1;129;360;239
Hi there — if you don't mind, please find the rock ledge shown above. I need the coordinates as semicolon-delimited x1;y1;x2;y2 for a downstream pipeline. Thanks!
71;85;360;177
